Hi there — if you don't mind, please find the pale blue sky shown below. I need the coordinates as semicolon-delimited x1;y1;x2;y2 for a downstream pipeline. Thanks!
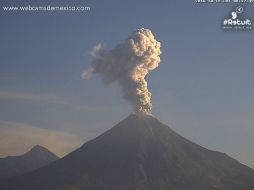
0;0;254;167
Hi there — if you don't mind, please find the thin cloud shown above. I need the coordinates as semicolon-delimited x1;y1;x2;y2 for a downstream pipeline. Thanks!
0;91;105;112
0;91;67;104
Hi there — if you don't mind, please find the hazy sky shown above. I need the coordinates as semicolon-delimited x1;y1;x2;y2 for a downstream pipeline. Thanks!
0;0;254;168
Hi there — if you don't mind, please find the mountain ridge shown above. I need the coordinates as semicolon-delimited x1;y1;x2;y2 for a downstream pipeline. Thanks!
1;114;254;190
0;145;59;180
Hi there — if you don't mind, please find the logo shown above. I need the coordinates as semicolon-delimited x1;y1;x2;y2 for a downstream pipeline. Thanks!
223;6;252;30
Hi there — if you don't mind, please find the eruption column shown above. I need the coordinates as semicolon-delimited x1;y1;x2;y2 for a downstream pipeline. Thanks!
82;28;162;115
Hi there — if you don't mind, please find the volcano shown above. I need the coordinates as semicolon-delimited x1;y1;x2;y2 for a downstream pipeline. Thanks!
2;114;254;190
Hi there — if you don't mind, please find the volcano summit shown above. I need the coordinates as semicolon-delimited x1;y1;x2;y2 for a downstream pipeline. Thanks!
1;114;254;190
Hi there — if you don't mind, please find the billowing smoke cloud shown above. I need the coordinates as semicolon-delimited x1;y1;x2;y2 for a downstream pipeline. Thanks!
82;28;161;115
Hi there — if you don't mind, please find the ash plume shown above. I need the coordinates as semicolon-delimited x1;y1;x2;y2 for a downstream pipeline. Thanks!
82;28;161;115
